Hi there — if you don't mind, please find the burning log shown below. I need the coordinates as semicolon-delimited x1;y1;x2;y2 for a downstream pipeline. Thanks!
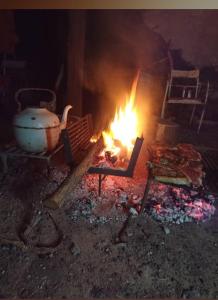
105;151;117;164
44;138;103;209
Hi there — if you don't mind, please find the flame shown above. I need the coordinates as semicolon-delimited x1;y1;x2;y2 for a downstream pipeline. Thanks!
102;73;141;156
90;134;99;143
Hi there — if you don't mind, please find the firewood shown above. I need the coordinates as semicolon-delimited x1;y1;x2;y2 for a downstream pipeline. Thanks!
44;139;102;209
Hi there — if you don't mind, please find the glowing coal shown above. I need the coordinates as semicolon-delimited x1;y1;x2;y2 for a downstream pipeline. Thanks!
147;182;216;224
66;162;216;225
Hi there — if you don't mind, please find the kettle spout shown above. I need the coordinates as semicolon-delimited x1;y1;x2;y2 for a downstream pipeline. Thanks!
60;105;72;130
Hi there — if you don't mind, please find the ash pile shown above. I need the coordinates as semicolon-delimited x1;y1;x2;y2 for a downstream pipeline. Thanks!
67;175;216;225
146;182;216;224
66;173;145;224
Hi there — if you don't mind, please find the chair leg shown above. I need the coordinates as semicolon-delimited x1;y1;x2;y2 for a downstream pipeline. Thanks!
197;106;206;134
161;102;166;119
189;105;196;125
161;81;169;119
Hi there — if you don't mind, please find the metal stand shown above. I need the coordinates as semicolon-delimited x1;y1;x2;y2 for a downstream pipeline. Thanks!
140;162;153;214
0;114;94;173
98;174;107;196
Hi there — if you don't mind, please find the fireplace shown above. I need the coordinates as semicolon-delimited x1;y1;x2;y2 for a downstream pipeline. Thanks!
0;9;218;300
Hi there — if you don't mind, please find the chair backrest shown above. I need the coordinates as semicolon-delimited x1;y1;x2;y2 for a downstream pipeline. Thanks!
170;69;200;79
168;69;200;99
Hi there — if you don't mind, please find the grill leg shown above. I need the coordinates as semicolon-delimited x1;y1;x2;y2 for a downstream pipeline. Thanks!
98;174;102;196
140;165;152;214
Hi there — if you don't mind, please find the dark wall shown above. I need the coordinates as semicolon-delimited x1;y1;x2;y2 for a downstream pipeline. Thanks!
143;10;218;68
83;10;170;132
14;10;68;89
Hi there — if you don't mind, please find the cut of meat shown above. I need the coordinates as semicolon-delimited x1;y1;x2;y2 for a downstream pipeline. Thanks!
152;166;184;177
188;160;203;170
177;143;202;161
177;144;195;151
180;165;205;187
150;143;204;187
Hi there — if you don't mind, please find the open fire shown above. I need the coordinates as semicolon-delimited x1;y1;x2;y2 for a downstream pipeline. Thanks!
102;72;141;158
91;72;142;165
86;74;216;226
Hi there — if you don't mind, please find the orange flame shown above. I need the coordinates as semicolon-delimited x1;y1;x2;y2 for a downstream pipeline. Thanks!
90;134;99;143
102;73;141;156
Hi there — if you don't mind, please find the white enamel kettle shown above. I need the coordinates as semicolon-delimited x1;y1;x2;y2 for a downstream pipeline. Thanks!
13;88;72;153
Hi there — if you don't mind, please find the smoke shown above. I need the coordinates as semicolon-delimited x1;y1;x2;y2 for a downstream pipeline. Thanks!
83;11;169;134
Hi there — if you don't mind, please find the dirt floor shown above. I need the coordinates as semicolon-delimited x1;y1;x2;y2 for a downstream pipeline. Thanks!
0;126;218;299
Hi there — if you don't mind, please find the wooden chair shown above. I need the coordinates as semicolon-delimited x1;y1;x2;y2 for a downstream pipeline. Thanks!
161;69;210;133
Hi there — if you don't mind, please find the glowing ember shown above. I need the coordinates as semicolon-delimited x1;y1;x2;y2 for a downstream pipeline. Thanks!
102;72;141;157
147;182;216;223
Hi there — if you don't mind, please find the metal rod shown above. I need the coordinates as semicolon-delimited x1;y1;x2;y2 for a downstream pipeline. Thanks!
98;174;107;196
98;174;102;196
140;163;153;215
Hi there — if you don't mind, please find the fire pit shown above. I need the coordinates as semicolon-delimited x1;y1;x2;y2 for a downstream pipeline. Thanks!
88;136;144;196
67;148;216;227
68;72;216;226
88;72;144;196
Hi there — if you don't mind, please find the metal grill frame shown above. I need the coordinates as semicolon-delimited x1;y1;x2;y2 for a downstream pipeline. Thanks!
88;137;144;196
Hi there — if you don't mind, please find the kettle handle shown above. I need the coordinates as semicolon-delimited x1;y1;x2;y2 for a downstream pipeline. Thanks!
15;88;57;112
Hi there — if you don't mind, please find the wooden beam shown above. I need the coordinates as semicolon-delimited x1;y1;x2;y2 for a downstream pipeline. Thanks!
44;139;102;209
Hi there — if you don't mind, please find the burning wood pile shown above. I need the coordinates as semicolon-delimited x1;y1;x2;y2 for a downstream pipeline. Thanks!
68;73;216;226
94;72;141;168
65;73;146;222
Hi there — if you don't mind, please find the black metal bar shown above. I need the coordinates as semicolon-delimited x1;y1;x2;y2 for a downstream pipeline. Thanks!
98;174;107;196
126;137;144;176
61;129;74;166
99;174;102;196
89;168;132;177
